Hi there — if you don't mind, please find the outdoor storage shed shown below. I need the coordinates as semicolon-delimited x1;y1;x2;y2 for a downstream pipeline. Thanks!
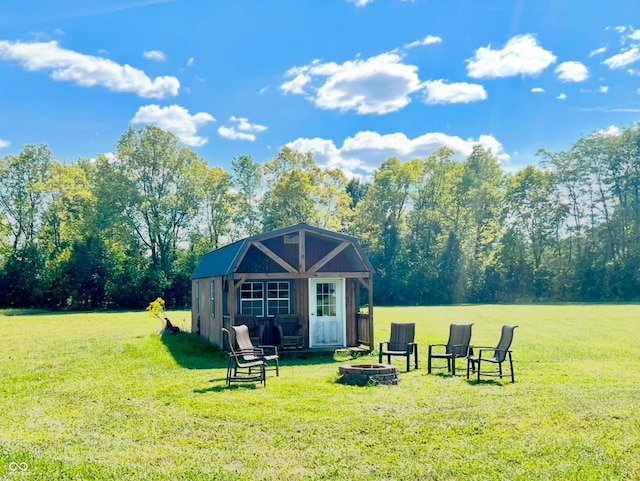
190;223;374;350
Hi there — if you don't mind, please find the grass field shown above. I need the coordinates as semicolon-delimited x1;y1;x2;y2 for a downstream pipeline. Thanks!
1;305;639;480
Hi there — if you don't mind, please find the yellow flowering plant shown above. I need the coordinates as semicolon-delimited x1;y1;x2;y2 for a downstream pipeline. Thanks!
147;296;180;333
146;297;166;322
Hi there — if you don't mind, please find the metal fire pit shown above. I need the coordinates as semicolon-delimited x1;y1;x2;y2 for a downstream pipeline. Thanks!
338;363;398;386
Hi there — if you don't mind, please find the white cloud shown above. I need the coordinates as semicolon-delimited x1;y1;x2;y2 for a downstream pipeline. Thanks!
595;125;620;136
0;40;179;98
0;139;10;149
589;46;607;57
143;50;167;62
599;86;609;93
466;34;556;79
218;116;267;142
531;87;545;93
554;61;589;82
557;93;567;100
603;47;640;69
280;73;311;95
405;35;442;49
287;130;508;178
628;29;640;41
131;104;215;146
187;57;194;66
281;52;423;114
422;79;487;104
346;0;374;6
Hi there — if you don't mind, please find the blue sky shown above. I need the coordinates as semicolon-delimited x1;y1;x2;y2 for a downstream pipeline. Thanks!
1;0;640;177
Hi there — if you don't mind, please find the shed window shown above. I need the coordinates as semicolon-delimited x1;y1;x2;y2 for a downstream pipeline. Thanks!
240;282;264;317
267;281;290;317
210;280;215;318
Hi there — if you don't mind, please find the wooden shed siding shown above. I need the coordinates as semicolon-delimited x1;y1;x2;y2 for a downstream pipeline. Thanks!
262;235;299;267
318;249;365;273
304;234;341;269
237;244;288;273
345;278;357;345
293;278;309;346
191;277;225;346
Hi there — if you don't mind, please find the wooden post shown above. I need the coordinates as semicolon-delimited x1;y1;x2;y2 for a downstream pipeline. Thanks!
368;275;374;351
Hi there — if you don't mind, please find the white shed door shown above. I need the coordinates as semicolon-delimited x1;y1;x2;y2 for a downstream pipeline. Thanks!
309;279;345;348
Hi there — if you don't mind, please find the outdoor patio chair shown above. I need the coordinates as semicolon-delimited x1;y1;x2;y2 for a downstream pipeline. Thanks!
379;322;418;371
467;324;518;383
427;323;473;376
221;327;266;387
232;324;279;376
234;314;265;345
274;314;304;349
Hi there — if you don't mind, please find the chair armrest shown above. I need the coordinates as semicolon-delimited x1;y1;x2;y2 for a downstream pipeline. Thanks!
474;347;510;359
228;351;265;365
257;344;279;356
468;345;493;352
379;341;390;351
468;345;492;357
407;342;417;354
427;343;447;355
477;347;510;354
237;348;265;356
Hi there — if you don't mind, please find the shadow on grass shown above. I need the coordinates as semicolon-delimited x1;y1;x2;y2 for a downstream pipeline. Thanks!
195;383;264;393
162;328;375;375
160;330;226;370
464;378;508;386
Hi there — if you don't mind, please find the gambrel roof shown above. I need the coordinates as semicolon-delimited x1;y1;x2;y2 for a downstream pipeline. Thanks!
191;223;374;280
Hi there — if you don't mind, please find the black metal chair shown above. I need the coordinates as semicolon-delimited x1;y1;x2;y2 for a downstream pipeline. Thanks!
467;325;518;383
379;322;418;371
221;327;266;387
427;323;473;376
232;324;279;377
274;314;304;349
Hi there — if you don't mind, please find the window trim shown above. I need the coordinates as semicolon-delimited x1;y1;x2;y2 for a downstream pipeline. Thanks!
239;281;265;317
210;280;215;319
237;280;292;318
266;280;291;318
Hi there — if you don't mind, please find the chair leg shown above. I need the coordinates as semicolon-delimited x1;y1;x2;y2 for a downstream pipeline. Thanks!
466;358;470;379
275;359;280;377
477;359;481;382
414;347;418;370
509;352;515;383
378;350;383;364
427;346;432;374
498;362;503;379
451;355;456;376
406;354;410;372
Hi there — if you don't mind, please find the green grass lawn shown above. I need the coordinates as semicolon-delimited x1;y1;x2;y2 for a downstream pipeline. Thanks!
1;305;639;480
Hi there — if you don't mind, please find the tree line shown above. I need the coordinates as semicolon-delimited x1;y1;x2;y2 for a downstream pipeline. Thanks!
1;122;639;310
